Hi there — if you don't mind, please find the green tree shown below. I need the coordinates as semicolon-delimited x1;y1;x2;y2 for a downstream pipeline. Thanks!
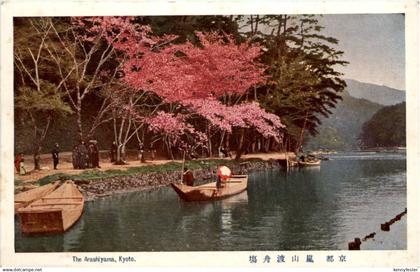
240;15;348;152
359;102;406;148
14;18;73;169
137;15;242;43
15;17;121;148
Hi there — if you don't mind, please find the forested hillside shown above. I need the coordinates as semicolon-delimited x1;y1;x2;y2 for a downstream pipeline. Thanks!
304;90;383;150
359;102;406;148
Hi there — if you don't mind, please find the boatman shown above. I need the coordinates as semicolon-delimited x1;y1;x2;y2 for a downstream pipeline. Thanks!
216;165;232;189
182;167;194;186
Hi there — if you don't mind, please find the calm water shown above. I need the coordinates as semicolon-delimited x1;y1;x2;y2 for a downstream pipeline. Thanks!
15;152;406;252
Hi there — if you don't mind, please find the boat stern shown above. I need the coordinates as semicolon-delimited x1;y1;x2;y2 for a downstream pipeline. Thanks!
170;183;191;201
18;209;64;234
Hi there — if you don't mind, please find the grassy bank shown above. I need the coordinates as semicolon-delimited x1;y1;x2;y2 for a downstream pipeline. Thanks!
37;158;263;186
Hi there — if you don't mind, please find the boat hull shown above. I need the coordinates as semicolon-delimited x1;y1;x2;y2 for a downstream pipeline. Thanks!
171;175;248;202
14;181;60;214
298;160;321;167
17;181;84;235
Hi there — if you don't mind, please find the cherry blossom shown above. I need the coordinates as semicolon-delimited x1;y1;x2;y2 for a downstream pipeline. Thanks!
122;32;268;102
147;111;207;147
184;98;284;142
232;102;285;142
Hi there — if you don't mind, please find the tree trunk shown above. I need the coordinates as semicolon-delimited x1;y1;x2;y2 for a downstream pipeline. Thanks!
264;138;271;152
33;152;41;171
31;114;51;170
115;144;127;165
32;139;43;170
218;131;226;157
166;137;174;160
116;145;122;164
76;106;83;141
296;111;309;153
226;133;231;149
235;129;245;160
206;125;212;157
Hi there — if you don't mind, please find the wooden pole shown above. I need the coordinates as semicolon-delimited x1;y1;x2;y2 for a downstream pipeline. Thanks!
180;150;186;184
296;111;309;154
285;138;289;171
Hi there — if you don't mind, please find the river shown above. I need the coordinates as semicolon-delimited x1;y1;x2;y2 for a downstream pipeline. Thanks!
15;152;406;252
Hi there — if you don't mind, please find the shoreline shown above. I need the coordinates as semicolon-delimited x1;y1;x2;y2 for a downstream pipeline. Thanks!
76;159;282;201
15;152;295;201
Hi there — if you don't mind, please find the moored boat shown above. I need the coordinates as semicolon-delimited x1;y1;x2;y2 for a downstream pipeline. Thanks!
298;159;321;167
17;181;84;234
288;159;299;167
171;175;248;202
14;181;60;214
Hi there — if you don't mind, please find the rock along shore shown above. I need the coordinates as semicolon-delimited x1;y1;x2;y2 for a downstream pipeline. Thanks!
75;160;281;201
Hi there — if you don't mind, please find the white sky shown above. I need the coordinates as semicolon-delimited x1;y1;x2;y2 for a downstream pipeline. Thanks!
319;14;405;90
240;14;405;90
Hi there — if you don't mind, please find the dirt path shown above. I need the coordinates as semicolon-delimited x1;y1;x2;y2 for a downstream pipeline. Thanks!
16;152;295;184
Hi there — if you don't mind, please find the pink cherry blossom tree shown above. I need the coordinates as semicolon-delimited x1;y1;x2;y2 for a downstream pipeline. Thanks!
146;111;207;160
230;102;285;159
82;17;284;159
72;17;177;162
184;99;284;159
119;31;267;102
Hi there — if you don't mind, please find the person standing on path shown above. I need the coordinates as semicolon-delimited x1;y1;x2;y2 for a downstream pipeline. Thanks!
14;153;23;173
52;143;60;170
19;157;27;175
92;140;100;168
72;144;79;169
78;141;88;169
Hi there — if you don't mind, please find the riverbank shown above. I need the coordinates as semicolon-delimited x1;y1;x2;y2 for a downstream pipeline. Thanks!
15;152;295;201
77;159;281;201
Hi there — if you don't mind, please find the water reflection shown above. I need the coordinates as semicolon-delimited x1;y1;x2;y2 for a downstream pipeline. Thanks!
15;153;406;252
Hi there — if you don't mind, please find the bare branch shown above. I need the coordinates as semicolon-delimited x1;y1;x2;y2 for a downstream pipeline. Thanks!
14;51;37;86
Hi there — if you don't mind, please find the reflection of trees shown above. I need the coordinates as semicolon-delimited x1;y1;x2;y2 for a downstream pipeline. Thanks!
15;219;64;252
246;170;340;250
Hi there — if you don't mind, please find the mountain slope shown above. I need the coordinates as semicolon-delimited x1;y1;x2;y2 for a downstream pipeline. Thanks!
305;90;383;150
345;79;405;106
359;102;406;148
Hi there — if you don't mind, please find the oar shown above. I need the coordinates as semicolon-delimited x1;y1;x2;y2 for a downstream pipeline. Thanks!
224;180;244;183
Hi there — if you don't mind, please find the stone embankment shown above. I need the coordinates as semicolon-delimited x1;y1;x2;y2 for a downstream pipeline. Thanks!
75;160;280;201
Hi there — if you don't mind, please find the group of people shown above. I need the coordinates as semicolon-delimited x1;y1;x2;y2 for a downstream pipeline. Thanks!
182;165;232;189
14;142;60;175
72;140;100;169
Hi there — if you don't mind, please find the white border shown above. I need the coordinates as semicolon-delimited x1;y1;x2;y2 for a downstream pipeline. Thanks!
1;0;419;268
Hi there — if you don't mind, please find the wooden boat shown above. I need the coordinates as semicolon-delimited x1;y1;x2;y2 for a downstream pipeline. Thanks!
298;159;321;167
17;181;84;234
171;175;248;202
288;159;299;167
14;181;60;214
